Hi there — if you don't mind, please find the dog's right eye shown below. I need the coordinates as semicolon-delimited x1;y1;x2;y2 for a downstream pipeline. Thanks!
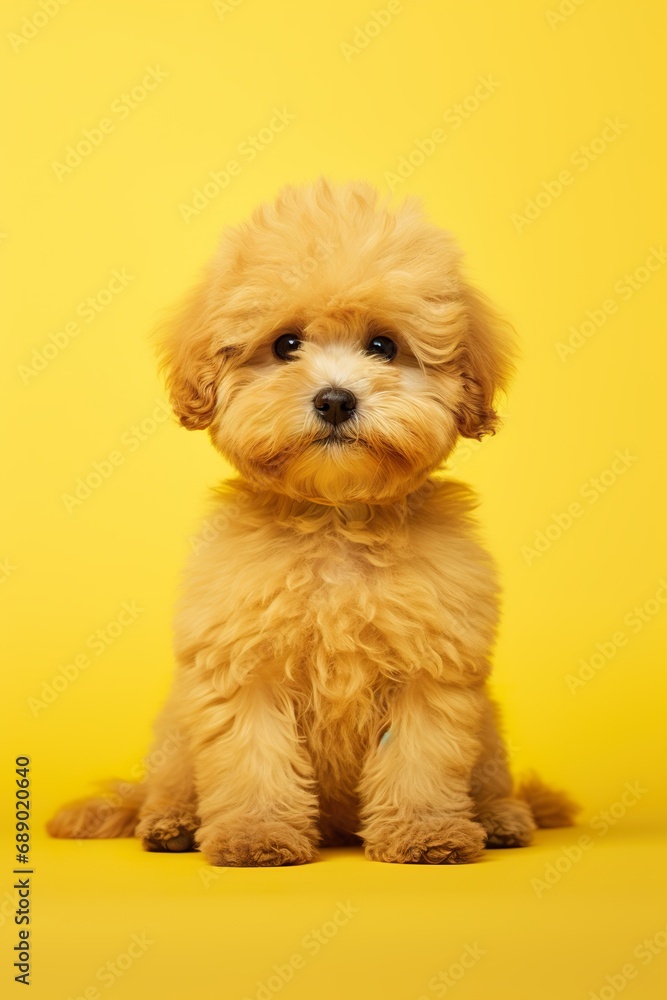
273;332;302;360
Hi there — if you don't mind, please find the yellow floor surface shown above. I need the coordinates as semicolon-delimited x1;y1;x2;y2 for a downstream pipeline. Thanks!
4;822;665;1000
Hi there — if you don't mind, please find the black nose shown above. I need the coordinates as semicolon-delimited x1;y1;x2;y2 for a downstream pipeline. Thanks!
313;387;357;425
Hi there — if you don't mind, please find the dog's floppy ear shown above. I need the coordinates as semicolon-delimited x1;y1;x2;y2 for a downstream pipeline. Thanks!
455;283;516;440
156;272;225;431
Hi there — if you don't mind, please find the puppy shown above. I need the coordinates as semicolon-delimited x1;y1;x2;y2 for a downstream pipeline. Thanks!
49;180;576;865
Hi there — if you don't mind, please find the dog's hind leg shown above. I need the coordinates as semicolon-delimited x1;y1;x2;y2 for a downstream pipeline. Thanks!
470;698;536;847
471;697;578;845
135;684;200;853
47;676;198;848
135;748;199;853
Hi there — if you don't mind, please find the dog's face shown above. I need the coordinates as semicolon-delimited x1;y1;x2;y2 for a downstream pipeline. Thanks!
159;181;514;504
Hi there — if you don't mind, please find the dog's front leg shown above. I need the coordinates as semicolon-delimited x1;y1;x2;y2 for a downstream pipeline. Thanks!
359;675;487;864
192;681;320;867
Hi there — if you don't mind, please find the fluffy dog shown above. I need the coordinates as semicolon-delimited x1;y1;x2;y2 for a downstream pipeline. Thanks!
49;180;576;865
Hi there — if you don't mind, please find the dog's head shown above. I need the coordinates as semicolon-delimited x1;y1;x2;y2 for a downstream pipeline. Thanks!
158;180;515;504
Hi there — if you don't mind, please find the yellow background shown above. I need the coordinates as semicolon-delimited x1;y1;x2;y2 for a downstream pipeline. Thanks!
2;0;666;997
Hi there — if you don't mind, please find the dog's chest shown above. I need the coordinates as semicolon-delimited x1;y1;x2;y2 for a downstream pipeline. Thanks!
264;534;380;645
272;528;441;682
178;487;496;691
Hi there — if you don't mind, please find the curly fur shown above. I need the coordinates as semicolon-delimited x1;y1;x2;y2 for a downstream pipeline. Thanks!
48;180;575;865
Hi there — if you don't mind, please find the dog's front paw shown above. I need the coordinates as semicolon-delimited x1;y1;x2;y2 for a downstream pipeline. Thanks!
198;822;318;867
136;809;199;853
476;797;536;848
365;817;487;865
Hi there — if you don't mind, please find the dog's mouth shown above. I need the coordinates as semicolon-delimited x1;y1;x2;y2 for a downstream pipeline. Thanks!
248;432;363;474
311;429;366;448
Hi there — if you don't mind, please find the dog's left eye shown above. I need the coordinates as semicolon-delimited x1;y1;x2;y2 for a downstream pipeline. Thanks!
273;332;302;360
366;335;397;361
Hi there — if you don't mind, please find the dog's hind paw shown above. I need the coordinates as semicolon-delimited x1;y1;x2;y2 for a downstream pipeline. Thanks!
136;809;200;853
476;797;536;848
